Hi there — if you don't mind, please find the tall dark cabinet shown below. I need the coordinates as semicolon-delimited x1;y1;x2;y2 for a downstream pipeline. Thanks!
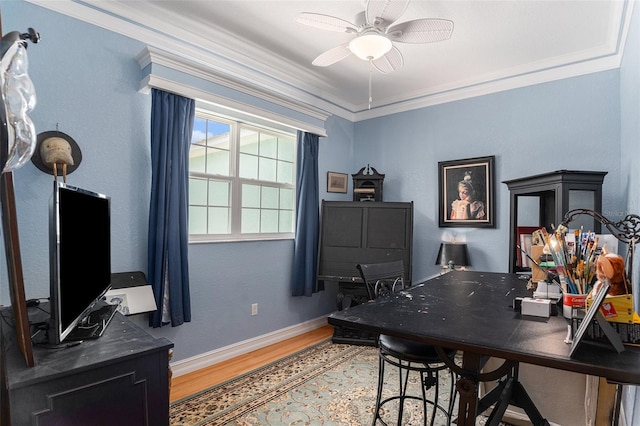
503;170;607;273
317;201;413;345
317;201;413;284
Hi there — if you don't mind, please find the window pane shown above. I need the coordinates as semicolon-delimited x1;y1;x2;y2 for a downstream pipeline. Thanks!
278;137;295;162
192;117;208;144
279;210;294;232
189;206;207;234
280;188;294;210
189;177;207;205
261;210;278;233
242;208;260;233
239;153;258;179
240;128;258;154
206;148;229;176
259;157;277;182
206;121;231;147
261;186;278;209
206;133;230;151
208;207;230;234
209;180;230;206
277;160;294;184
242;184;260;208
189;144;207;173
260;133;278;158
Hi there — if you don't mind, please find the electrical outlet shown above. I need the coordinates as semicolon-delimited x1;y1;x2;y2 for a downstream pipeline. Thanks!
251;303;258;316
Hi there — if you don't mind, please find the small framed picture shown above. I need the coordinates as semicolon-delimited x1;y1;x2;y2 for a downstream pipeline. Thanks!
438;155;495;228
327;171;348;193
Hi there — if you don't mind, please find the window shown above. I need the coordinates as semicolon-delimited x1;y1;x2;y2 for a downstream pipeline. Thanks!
188;111;296;241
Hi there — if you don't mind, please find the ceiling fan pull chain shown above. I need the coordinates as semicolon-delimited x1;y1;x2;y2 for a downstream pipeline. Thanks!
368;59;373;110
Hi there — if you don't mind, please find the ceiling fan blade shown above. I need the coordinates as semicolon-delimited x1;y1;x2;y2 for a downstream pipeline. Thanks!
372;45;403;74
312;44;352;67
295;12;357;33
366;0;409;28
387;19;454;43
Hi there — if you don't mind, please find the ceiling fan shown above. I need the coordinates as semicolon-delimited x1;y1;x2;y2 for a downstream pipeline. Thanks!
295;0;454;75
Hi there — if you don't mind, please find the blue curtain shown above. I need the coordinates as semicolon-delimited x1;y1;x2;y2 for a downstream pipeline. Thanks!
148;89;195;327
291;131;322;296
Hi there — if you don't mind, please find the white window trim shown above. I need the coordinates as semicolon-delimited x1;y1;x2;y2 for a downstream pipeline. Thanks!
188;109;297;243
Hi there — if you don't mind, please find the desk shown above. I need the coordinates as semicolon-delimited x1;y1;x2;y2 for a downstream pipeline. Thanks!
328;271;640;425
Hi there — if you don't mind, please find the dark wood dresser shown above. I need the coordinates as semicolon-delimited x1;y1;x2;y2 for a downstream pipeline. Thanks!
1;308;173;426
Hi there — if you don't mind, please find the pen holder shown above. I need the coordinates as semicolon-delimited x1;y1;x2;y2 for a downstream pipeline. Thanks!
563;293;587;319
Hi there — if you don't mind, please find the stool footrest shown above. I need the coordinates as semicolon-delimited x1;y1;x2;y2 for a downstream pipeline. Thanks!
373;347;457;426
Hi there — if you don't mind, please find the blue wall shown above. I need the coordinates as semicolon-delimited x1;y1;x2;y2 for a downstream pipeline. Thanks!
0;1;345;361
621;0;640;216
355;72;622;282
0;0;635;366
619;2;640;423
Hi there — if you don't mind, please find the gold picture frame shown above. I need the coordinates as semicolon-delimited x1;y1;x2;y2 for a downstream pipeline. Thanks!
327;171;348;193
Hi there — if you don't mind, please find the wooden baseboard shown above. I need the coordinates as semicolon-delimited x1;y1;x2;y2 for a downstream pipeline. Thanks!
170;315;328;378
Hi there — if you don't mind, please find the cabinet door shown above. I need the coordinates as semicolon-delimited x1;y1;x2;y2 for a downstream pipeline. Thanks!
318;201;413;283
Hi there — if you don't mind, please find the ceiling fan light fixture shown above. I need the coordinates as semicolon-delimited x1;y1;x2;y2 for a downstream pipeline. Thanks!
349;33;392;61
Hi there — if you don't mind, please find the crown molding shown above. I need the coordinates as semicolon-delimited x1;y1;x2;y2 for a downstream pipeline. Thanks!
26;0;356;121
352;0;633;121
140;74;328;137
27;0;634;123
353;52;623;121
137;47;332;124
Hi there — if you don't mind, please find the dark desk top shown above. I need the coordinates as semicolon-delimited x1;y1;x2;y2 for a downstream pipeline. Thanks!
1;307;173;390
328;270;640;385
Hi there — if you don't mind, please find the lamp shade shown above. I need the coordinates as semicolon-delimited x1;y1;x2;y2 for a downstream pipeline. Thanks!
349;33;392;60
436;243;470;268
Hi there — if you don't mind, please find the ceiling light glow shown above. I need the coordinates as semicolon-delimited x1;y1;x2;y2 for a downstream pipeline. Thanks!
349;33;392;61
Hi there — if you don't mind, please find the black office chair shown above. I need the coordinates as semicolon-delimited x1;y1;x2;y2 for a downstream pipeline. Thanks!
356;261;457;426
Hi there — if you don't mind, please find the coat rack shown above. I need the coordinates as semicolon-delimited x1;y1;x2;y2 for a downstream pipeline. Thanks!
0;18;41;368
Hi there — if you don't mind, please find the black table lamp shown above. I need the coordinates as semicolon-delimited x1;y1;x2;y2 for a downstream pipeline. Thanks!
436;243;470;270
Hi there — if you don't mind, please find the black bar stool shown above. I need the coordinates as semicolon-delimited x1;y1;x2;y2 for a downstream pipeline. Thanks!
374;334;457;426
356;261;457;426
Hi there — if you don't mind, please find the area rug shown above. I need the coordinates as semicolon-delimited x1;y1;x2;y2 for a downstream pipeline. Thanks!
170;339;461;426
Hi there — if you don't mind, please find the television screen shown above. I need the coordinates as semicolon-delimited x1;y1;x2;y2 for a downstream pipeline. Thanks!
49;181;111;344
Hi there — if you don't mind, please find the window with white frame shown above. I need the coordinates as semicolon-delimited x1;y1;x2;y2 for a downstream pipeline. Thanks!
188;111;296;241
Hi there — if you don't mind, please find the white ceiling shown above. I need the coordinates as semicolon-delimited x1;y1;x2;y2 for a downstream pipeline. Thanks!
30;1;632;120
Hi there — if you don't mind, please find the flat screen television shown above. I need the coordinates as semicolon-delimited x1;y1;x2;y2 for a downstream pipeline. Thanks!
48;181;112;344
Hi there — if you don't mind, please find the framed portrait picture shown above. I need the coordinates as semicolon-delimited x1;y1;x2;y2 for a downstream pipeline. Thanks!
327;171;348;193
438;155;495;228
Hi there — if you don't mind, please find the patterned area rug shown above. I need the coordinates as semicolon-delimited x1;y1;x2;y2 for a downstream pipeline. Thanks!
171;339;468;425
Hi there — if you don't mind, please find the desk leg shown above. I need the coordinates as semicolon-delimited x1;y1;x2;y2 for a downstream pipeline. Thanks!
480;364;550;426
456;352;483;426
437;348;548;426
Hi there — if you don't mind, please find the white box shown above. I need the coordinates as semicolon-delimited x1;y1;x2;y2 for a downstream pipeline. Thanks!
533;280;562;299
105;285;157;315
521;297;551;318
